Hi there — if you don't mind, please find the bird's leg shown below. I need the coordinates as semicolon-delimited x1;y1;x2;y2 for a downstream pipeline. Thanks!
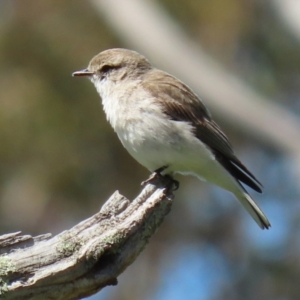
141;166;167;186
141;166;179;191
164;175;179;191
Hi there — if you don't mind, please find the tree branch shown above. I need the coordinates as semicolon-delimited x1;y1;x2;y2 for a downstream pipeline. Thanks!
0;177;174;300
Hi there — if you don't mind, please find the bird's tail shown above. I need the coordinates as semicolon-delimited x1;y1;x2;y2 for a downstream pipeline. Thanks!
235;191;271;229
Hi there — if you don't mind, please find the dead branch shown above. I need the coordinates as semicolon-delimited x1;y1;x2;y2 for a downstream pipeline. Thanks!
0;177;174;300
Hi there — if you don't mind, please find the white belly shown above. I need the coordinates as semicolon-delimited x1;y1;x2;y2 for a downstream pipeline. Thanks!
116;112;213;174
98;80;240;194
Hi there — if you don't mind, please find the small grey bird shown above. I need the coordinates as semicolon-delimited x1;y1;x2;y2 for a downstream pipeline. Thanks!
73;48;270;229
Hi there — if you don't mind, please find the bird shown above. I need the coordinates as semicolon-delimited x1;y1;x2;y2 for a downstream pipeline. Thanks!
72;48;270;229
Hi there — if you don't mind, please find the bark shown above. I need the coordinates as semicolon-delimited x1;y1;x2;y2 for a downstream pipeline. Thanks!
0;177;174;300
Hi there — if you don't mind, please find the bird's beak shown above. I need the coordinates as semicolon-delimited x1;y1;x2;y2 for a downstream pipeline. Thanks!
72;69;94;77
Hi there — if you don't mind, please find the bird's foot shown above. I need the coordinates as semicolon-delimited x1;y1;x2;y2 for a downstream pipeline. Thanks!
141;166;179;191
141;172;159;186
141;166;168;186
164;175;179;191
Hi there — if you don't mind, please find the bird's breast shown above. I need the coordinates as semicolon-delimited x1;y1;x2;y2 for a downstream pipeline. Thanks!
96;80;214;172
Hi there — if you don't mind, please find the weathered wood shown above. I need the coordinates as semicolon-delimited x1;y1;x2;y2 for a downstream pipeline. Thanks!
0;177;174;300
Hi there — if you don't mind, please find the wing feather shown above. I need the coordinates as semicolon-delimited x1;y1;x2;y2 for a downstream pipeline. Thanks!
142;70;262;192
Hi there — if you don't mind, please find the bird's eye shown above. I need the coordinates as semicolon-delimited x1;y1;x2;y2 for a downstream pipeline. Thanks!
100;64;114;74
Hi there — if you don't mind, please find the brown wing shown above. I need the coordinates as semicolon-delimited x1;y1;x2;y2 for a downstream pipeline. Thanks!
142;70;262;192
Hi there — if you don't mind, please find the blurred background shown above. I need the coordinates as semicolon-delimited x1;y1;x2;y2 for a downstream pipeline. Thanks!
1;0;300;299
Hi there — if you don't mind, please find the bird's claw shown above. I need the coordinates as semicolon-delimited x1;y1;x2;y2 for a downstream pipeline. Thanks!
141;166;179;191
141;172;162;186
